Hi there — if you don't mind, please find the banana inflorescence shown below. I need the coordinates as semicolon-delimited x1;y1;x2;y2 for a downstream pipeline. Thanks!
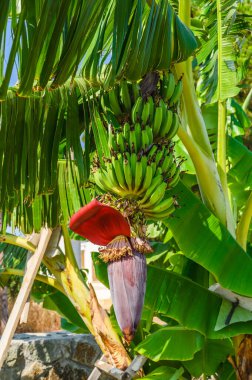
94;71;183;222
90;71;184;343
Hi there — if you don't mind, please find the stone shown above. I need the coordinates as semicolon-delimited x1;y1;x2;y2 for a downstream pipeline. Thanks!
0;331;113;380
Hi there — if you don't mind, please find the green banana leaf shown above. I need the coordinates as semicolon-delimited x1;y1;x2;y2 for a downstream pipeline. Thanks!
183;339;233;377
135;327;204;361
228;136;252;191
139;366;185;380
92;254;252;339
0;0;196;95
43;291;89;333
165;181;252;297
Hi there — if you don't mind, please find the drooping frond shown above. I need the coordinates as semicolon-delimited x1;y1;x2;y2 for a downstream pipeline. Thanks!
0;80;96;232
0;0;197;97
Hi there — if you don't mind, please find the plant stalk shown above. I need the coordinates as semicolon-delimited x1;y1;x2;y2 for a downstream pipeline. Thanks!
242;88;252;112
0;235;36;252
176;0;236;236
236;192;252;251
1;268;65;293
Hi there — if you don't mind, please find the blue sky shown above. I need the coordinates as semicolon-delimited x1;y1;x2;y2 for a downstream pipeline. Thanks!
5;20;18;86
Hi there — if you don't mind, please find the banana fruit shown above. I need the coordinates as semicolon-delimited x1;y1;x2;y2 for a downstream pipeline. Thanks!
93;72;183;221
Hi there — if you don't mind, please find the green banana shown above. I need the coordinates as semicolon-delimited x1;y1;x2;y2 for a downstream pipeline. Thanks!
167;160;177;178
141;101;150;125
134;123;142;152
160;109;173;138
123;122;131;142
93;170;108;193
134;160;143;192
132;96;143;123
166;112;179;139
149;196;174;214
137;174;163;205
108;87;122;116
155;147;165;167
161;153;174;174
147;96;155;124
159;98;167;113
131;82;140;103
117;132;126;153
123;158;133;191
108;124;117;151
112;155;127;191
130;152;137;181
140;181;167;210
94;169;123;197
145;125;153;146
162;71;176;102
169;78;183;107
137;164;153;195
151;161;157;177
129;129;137;153
144;203;175;220
105;161;120;189
120;80;132;112
141;128;150;150
153;106;163;137
147;145;158;160
167;167;180;188
140;154;147;179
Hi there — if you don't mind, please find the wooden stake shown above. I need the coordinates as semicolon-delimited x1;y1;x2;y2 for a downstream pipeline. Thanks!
0;228;52;369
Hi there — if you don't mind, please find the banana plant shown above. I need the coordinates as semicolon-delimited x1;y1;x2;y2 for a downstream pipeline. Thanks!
0;0;251;379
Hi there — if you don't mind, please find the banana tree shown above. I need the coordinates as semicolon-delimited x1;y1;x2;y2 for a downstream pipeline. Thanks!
0;0;251;379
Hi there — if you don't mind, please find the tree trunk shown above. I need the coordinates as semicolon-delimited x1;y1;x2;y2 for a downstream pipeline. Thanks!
236;335;252;380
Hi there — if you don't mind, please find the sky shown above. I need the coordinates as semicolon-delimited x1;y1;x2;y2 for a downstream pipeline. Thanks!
4;20;18;86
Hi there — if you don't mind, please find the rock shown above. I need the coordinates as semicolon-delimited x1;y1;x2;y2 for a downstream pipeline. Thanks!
0;331;112;380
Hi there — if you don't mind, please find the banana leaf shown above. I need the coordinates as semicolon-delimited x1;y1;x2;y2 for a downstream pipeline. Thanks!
43;291;89;333
92;254;252;339
183;339;233;377
135;327;204;361
139;366;185;380
164;181;252;297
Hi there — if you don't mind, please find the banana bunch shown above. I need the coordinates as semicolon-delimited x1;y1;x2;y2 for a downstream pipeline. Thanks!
94;125;180;217
93;73;184;221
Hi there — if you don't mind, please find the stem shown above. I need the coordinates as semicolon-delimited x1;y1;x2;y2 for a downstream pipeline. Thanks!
61;224;79;268
236;192;252;250
178;0;191;27
217;102;227;183
178;0;193;81
176;1;236;235
177;126;226;221
176;65;214;157
0;235;36;252
242;87;252;112
1;268;65;293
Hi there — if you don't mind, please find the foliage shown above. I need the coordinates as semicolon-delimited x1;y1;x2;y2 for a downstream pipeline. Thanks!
0;0;251;378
